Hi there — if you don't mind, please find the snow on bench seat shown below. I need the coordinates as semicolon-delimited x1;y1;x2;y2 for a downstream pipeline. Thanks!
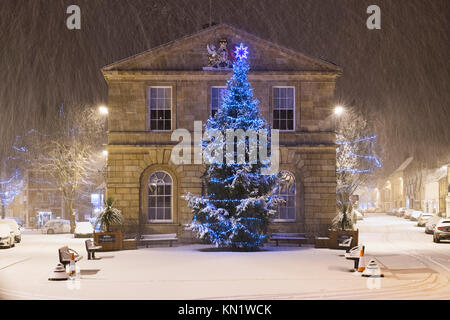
140;234;178;247
270;233;308;247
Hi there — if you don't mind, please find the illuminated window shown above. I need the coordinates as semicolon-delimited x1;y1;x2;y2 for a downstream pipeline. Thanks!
274;171;296;221
148;171;172;222
273;87;295;131
149;87;172;131
211;87;227;117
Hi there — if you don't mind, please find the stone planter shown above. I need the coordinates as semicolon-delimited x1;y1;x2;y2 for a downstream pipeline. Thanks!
94;232;122;251
328;229;359;249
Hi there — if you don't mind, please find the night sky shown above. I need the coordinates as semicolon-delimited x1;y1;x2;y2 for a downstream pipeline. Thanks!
0;0;449;174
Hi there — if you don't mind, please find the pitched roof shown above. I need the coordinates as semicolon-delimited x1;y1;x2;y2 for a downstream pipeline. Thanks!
102;23;342;73
394;157;414;173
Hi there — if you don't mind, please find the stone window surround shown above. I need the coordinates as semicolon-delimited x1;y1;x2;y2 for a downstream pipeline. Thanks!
273;170;297;222
140;164;179;226
272;86;296;132
145;82;177;132
140;80;305;134
210;86;227;117
148;86;172;132
147;171;173;223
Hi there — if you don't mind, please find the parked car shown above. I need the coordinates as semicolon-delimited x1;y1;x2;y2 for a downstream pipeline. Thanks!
0;219;21;243
0;224;15;248
404;209;414;219
410;210;423;221
5;216;24;227
366;207;376;213
418;213;435;227
42;219;71;234
425;215;442;234
74;222;94;238
396;208;406;217
433;219;450;243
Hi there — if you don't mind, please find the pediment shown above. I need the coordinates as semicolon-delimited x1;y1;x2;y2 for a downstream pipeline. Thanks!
102;24;341;73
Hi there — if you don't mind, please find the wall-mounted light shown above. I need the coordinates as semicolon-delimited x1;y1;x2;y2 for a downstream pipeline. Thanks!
98;105;109;115
334;105;344;116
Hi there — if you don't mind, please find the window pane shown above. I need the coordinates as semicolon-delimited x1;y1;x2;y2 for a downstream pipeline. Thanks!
156;208;164;220
273;120;280;130
164;208;171;220
287;208;296;220
149;196;156;207
273;110;280;120
287;119;294;131
164;196;171;207
164;88;171;100
149;208;156;220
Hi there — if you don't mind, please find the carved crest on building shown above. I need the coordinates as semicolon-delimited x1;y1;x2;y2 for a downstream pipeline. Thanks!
203;39;235;70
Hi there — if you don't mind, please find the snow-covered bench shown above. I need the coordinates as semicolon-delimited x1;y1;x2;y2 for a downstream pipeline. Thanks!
85;239;102;260
139;234;178;248
270;233;308;247
338;237;353;252
345;245;363;269
58;246;82;267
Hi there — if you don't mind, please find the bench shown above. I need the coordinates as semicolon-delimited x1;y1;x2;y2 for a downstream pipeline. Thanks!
85;240;102;260
139;234;178;248
270;233;308;247
345;245;363;269
58;246;83;267
338;237;353;252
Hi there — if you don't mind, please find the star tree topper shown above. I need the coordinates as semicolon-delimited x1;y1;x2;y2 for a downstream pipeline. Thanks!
234;43;249;60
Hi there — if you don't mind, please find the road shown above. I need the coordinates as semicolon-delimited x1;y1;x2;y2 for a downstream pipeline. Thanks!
0;213;448;300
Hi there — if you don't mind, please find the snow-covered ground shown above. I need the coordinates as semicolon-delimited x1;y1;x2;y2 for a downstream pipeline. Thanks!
0;213;448;300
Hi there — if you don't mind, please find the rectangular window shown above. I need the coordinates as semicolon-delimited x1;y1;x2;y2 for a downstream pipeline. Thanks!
211;87;227;117
149;87;172;131
273;87;295;131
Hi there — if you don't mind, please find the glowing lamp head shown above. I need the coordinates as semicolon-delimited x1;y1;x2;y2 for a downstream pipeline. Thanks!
102;150;108;157
334;105;344;116
99;105;108;115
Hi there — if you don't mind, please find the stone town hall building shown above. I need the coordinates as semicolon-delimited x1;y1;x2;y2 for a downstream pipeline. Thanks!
102;24;341;242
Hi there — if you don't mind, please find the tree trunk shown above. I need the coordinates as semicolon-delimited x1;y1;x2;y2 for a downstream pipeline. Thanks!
1;201;5;219
65;199;76;233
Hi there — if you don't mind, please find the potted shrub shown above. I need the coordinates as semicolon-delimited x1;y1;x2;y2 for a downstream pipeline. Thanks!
94;197;124;251
328;193;359;249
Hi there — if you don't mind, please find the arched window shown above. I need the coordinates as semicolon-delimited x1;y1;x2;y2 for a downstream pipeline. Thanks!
148;171;172;222
274;171;296;221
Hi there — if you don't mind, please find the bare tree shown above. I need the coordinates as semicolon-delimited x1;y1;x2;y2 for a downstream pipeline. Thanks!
334;106;381;229
13;104;106;232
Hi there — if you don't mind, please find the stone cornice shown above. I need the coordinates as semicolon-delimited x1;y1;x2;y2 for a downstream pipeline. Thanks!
102;70;341;82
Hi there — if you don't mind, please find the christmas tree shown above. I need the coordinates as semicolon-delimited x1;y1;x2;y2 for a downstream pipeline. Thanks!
186;44;279;250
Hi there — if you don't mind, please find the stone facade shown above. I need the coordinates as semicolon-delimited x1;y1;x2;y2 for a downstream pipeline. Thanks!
102;24;341;241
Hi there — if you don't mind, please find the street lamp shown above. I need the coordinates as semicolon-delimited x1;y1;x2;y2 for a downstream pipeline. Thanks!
102;150;108;157
98;105;108;115
334;105;344;116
